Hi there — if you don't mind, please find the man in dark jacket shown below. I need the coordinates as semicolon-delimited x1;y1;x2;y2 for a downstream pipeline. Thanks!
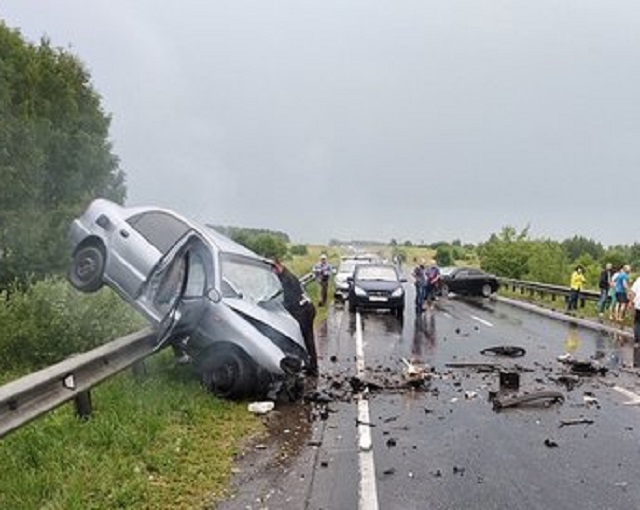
597;263;613;317
274;259;318;376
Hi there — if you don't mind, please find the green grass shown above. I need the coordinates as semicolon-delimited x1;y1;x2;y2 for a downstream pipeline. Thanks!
0;351;261;510
498;286;634;330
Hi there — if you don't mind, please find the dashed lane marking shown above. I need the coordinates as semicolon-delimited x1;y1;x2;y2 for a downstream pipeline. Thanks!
613;385;640;406
470;314;494;328
355;312;379;510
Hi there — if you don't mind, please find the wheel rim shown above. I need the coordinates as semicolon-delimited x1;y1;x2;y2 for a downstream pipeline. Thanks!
482;284;492;297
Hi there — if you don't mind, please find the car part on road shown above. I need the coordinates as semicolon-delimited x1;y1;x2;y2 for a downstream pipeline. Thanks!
559;418;594;427
480;345;526;358
492;390;565;410
499;371;520;390
446;362;501;372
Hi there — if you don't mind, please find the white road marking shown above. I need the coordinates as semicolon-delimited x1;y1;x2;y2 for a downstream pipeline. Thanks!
613;385;640;406
355;312;379;510
470;314;494;328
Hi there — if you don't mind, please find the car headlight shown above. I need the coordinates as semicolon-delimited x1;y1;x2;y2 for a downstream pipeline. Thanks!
391;287;404;298
354;286;367;297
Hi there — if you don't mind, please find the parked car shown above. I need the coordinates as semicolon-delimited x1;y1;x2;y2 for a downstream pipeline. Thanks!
439;266;499;298
347;264;406;318
68;198;309;400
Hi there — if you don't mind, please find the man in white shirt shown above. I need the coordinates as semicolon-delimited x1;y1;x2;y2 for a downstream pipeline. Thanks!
630;275;640;344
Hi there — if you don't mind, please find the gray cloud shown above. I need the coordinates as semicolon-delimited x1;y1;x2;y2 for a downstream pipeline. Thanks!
3;0;640;245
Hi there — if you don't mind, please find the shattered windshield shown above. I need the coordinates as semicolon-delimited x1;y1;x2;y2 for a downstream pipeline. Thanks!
220;255;282;302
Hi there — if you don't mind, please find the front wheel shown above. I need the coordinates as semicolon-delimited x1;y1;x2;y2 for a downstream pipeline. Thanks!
481;283;493;298
440;284;450;298
200;346;256;399
68;243;105;292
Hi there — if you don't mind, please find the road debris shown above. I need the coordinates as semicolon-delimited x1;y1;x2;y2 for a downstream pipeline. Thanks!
499;371;520;390
492;390;565;410
247;401;275;415
544;438;559;448
559;418;595;428
480;345;527;358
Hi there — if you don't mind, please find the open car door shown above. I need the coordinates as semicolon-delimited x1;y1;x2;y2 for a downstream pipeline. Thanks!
137;232;213;351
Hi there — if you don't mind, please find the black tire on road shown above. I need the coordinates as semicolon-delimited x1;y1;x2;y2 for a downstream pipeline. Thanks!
200;346;256;399
481;283;493;298
68;243;105;293
440;283;450;298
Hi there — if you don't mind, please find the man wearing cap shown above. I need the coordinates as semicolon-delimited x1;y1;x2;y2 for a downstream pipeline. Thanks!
313;254;333;307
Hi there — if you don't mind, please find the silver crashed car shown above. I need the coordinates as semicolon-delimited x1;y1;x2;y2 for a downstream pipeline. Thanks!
68;198;309;400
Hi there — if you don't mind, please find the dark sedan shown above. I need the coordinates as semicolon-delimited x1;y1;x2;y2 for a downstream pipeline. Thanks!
440;266;499;298
347;264;406;318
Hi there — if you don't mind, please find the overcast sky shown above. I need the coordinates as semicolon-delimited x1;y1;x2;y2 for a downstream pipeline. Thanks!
2;1;639;245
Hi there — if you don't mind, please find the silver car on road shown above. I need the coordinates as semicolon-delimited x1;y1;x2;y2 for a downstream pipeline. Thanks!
68;198;309;399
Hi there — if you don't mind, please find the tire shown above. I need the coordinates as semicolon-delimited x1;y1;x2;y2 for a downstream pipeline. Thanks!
481;283;493;298
394;306;404;319
68;243;105;293
440;284;450;298
200;346;256;399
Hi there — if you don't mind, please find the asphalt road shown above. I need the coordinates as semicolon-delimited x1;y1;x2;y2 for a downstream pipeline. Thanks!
217;286;640;510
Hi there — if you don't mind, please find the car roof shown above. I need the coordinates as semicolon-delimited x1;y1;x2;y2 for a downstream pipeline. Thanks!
94;198;268;262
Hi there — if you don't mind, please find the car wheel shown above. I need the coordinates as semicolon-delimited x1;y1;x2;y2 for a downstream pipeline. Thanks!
68;242;105;293
481;283;493;298
200;346;255;399
440;283;449;298
394;306;404;319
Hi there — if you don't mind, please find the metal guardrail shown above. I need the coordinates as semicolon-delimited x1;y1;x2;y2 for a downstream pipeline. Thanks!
498;277;600;307
0;273;315;440
0;327;157;439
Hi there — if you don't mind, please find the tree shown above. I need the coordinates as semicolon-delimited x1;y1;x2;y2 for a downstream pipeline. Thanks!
561;235;603;263
435;246;453;267
0;23;125;288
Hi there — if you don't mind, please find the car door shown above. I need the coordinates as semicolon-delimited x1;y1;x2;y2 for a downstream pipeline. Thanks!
136;233;214;350
450;269;467;294
112;211;191;297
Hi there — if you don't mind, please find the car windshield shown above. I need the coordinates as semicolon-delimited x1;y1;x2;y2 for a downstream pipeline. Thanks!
440;266;456;276
338;262;356;275
220;255;282;302
356;266;397;281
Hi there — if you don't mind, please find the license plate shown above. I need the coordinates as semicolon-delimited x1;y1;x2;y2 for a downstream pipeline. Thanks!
369;296;388;302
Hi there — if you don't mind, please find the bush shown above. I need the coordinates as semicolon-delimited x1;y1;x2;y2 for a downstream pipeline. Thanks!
289;244;308;256
0;277;145;374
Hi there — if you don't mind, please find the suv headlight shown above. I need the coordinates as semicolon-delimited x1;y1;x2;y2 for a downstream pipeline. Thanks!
391;287;404;298
354;286;367;297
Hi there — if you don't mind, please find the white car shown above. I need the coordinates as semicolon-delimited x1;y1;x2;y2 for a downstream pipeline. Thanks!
68;198;309;399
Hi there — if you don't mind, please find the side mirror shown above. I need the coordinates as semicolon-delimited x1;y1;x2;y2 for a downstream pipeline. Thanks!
207;288;222;303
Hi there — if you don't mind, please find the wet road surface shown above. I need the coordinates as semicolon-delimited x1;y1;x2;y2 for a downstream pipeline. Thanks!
217;288;640;510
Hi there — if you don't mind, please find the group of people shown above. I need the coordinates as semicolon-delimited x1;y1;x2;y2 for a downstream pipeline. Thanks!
412;259;441;313
570;262;640;343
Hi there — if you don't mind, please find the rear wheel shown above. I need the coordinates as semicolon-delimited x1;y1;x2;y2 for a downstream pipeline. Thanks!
200;346;256;399
481;283;493;298
68;243;105;293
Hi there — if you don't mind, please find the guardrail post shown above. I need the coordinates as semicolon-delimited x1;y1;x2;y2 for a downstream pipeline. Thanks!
132;360;147;381
74;391;92;420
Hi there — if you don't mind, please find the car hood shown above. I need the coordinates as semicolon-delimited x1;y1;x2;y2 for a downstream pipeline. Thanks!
223;297;304;346
355;280;402;292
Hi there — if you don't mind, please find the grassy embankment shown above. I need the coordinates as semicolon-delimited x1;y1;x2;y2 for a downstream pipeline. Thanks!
0;280;260;509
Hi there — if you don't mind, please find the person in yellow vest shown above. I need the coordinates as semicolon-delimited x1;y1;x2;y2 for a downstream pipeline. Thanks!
566;265;586;312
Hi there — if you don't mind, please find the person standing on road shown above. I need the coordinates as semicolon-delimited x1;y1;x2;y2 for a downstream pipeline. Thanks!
629;274;640;344
312;254;333;307
425;262;441;309
597;263;613;318
613;264;632;323
274;259;318;376
566;265;586;312
412;259;428;313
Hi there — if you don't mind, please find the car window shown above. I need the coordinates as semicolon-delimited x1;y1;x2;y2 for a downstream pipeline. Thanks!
127;211;190;254
468;269;484;276
456;270;469;278
356;266;398;281
184;251;206;297
221;255;282;302
338;262;356;275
